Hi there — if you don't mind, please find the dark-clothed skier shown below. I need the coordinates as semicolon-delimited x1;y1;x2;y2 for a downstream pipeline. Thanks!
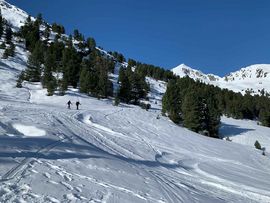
76;101;81;110
67;100;72;109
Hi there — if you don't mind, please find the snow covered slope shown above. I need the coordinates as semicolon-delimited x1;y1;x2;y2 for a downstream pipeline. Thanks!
220;116;270;151
0;1;270;202
172;64;221;83
0;0;30;30
220;64;270;94
172;63;270;95
1;74;270;202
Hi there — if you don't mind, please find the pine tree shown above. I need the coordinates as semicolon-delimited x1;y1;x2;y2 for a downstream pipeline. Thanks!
16;71;25;88
0;11;3;38
79;66;91;94
203;89;221;137
73;29;84;41
25;42;45;82
118;66;125;83
42;48;56;88
58;78;68;96
259;109;270;127
182;91;203;133
128;59;137;67
5;25;12;44
114;93;120;106
20;17;40;51
2;48;8;59
86;37;96;51
162;80;182;123
36;13;43;26
52;23;65;34
0;42;6;49
129;73;148;104
44;24;50;40
46;78;57;96
9;42;15;56
62;47;81;87
95;57;113;98
2;42;15;59
118;70;131;103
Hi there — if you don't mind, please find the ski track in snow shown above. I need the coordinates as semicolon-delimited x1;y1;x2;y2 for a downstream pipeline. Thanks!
1;95;270;202
0;85;270;202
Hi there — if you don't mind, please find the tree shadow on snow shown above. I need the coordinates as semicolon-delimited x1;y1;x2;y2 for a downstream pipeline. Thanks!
0;136;180;169
219;123;255;137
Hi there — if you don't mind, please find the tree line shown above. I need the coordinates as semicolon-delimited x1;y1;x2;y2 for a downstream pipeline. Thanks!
162;76;270;137
0;11;15;59
16;14;115;98
14;13;152;104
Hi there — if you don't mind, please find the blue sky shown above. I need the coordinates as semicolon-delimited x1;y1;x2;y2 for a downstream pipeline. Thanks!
7;0;270;76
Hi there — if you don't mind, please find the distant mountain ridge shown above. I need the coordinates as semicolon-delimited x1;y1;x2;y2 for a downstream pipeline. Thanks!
171;64;221;82
172;63;270;95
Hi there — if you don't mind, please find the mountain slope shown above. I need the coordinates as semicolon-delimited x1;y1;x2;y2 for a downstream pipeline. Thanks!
0;0;29;30
0;1;270;202
172;64;221;83
172;63;270;95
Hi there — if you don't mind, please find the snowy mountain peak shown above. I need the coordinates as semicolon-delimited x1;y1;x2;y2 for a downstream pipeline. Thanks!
172;63;270;95
172;63;221;83
0;0;29;30
225;64;270;81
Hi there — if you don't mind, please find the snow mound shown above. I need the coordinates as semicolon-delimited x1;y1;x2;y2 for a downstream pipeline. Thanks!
13;123;46;137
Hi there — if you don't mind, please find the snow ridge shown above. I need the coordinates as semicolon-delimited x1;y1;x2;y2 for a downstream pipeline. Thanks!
0;0;30;30
172;63;270;94
172;64;221;83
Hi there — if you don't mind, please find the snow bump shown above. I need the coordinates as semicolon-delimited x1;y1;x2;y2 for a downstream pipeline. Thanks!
12;124;46;137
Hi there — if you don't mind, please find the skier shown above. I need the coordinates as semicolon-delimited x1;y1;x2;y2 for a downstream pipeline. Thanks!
67;100;72;109
76;101;81;110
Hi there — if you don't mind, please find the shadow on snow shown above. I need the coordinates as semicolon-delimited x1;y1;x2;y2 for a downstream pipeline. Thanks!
0;136;180;170
219;123;255;137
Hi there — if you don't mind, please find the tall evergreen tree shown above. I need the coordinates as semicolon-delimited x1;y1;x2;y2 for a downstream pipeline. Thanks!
86;37;96;51
95;57;113;98
2;42;15;58
259;109;270;127
182;91;203;133
62;46;81;87
52;23;65;34
118;66;125;83
162;80;182;123
5;24;12;44
42;47;56;87
0;11;3;38
129;72;148;104
20;16;40;51
73;29;84;41
44;24;50;40
118;70;131;103
79;66;91;94
25;42;45;82
46;79;57;96
36;13;43;26
16;71;25;88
